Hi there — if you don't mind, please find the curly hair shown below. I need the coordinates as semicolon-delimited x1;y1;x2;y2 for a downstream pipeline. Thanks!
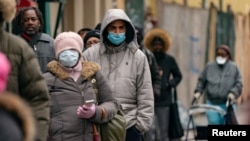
0;0;16;23
16;7;44;32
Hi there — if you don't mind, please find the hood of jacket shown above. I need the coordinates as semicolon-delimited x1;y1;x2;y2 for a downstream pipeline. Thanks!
144;28;171;52
47;60;100;80
0;92;35;141
99;9;139;53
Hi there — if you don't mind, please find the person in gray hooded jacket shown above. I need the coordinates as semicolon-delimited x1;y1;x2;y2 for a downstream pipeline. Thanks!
194;45;243;125
83;9;154;141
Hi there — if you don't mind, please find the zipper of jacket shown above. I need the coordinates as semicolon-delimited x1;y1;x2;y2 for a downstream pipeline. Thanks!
33;45;37;56
73;74;87;137
108;52;111;80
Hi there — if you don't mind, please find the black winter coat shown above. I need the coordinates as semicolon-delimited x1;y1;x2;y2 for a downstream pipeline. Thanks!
154;52;182;106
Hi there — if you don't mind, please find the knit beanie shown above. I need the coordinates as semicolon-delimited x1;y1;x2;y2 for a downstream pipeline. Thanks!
54;31;83;59
0;52;10;93
83;30;100;45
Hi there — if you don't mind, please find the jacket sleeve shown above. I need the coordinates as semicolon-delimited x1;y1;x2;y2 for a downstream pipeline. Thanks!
230;65;243;98
91;71;118;123
150;53;161;97
194;64;208;94
169;56;182;87
19;46;50;141
135;55;154;133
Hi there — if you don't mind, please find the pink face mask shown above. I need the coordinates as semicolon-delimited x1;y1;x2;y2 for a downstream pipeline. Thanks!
0;52;10;94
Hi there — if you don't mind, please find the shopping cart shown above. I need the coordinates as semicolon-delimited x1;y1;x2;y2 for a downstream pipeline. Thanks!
184;98;228;141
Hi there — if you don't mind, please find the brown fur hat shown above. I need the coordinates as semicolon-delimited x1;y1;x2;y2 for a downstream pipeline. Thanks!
144;28;171;52
47;60;100;80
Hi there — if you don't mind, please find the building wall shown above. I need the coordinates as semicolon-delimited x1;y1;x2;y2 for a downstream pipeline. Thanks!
46;0;250;37
161;0;250;14
48;0;114;37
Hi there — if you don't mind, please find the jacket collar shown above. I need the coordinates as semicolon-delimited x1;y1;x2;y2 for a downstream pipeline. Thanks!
47;60;100;80
99;42;138;55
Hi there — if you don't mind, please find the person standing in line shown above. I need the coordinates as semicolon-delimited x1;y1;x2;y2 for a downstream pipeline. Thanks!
77;27;92;40
83;9;154;141
0;1;50;141
94;23;101;31
134;25;161;141
83;30;100;51
0;52;35;141
16;7;55;73
44;31;118;141
144;28;182;141
194;45;243;125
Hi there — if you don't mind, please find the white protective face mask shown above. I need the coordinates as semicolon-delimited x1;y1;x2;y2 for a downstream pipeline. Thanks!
216;56;227;65
59;50;79;68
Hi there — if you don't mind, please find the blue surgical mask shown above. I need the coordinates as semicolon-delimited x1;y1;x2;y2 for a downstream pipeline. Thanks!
59;50;79;68
107;32;126;45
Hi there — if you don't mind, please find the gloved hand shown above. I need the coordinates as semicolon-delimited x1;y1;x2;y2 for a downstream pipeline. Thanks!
77;104;96;119
194;92;201;99
228;93;235;101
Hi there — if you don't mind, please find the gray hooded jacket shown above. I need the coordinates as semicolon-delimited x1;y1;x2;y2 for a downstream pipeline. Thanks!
83;9;154;132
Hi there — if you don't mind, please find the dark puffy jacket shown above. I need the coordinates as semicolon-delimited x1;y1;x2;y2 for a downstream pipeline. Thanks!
144;28;182;106
0;29;50;141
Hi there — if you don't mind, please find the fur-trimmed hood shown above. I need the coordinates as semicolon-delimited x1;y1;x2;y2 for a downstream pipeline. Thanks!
47;60;100;80
143;28;171;52
0;92;35;141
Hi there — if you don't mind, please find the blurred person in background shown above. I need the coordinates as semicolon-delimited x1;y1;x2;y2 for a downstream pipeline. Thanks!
144;28;182;141
44;31;118;141
0;52;35;141
134;25;161;141
83;30;100;51
0;1;50;140
83;9;154;141
16;7;55;73
77;27;92;39
194;45;243;125
94;22;101;31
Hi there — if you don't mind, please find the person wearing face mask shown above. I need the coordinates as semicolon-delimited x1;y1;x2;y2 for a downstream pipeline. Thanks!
194;45;243;125
83;9;154;141
43;31;118;141
144;28;183;141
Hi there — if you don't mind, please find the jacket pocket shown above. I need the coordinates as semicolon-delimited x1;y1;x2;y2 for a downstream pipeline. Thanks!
48;116;63;138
